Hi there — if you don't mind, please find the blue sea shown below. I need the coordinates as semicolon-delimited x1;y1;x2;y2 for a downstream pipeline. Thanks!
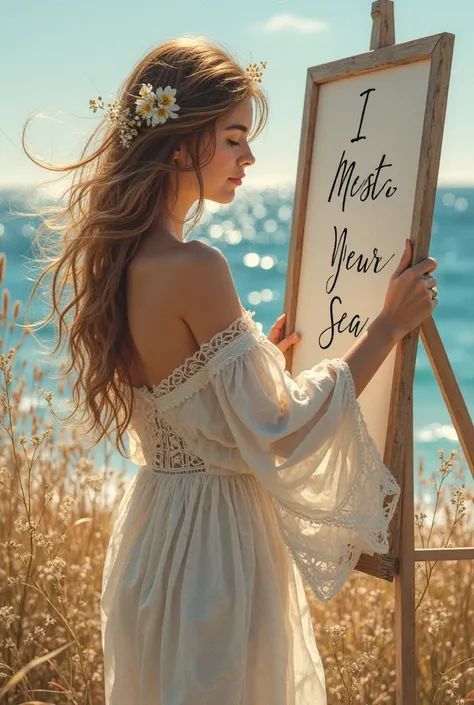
0;184;472;511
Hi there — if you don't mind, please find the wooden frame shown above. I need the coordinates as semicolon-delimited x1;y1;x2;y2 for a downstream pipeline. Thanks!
282;1;474;701
282;19;461;581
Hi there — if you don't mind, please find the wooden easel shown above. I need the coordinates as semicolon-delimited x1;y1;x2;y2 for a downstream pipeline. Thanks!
370;2;474;702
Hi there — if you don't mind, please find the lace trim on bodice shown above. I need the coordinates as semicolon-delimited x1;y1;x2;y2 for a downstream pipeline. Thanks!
128;307;269;472
133;306;267;412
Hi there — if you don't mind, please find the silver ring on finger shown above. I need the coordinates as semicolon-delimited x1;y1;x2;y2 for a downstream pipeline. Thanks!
423;272;436;283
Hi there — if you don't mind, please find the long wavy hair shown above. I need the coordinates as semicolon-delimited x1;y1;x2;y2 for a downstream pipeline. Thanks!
20;36;269;458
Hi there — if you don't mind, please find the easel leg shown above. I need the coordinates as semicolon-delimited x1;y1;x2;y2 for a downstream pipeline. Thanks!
421;317;474;479
395;394;417;702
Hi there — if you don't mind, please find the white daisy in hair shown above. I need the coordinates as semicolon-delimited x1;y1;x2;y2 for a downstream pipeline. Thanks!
138;82;156;98
89;60;266;148
149;103;180;126
134;84;180;126
155;85;178;106
135;84;157;123
154;85;180;120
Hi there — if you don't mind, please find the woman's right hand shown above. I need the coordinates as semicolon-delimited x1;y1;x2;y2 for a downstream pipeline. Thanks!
379;238;438;339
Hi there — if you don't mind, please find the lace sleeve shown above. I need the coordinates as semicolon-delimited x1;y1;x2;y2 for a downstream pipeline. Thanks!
158;328;401;602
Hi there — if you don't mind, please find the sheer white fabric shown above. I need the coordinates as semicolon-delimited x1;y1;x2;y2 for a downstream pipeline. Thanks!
100;306;401;705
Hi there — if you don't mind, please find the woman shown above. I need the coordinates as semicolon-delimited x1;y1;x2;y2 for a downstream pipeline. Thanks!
24;36;438;704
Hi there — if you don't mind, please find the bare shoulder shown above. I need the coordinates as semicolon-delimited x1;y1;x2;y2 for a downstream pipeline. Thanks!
176;241;244;346
126;239;241;388
178;239;231;278
128;239;231;300
130;238;222;275
127;239;196;310
126;238;242;363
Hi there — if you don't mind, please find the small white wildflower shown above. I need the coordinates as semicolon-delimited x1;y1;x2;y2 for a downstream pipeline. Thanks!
58;494;80;520
14;516;29;534
47;556;67;581
0;606;19;628
35;533;54;552
77;458;94;475
84;474;103;493
83;648;96;663
28;520;39;536
324;624;347;641
0;467;12;481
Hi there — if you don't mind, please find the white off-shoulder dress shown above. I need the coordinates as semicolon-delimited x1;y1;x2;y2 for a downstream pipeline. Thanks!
100;305;401;705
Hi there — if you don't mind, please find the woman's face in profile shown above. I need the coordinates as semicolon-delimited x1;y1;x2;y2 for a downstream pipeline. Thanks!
178;97;256;204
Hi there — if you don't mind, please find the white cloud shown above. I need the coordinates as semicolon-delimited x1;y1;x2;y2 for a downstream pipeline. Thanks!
257;13;327;34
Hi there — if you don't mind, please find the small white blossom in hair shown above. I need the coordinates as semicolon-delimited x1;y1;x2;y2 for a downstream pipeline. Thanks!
245;60;267;84
135;84;180;126
89;60;265;148
89;83;180;149
89;96;140;149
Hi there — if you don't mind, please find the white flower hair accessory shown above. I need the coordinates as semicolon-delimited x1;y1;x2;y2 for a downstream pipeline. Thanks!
244;61;267;83
89;83;181;149
135;83;181;126
89;60;267;149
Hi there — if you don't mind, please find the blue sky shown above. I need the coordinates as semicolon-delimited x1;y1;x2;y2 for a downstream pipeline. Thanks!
1;0;473;192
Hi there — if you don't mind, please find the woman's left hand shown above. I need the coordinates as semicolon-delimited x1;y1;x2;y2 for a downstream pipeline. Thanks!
267;312;301;354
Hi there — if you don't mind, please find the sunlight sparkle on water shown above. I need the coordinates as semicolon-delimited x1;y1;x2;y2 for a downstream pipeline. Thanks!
243;252;260;268
454;197;468;211
442;192;456;207
252;204;267;219
22;224;36;237
225;230;242;245
221;219;235;232
260;255;276;270
242;225;256;240
208;224;223;239
264;218;277;233
247;289;280;306
277;205;292;221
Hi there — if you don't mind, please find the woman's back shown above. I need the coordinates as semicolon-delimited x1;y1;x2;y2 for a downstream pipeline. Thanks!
125;236;244;392
126;236;209;390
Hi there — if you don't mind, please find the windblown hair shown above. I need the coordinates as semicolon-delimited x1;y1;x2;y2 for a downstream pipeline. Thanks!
20;36;269;457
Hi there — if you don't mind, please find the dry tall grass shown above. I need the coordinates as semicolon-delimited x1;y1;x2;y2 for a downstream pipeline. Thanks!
0;251;472;704
307;449;473;704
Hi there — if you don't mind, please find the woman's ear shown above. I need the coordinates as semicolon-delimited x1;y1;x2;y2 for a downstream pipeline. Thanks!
172;143;188;166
